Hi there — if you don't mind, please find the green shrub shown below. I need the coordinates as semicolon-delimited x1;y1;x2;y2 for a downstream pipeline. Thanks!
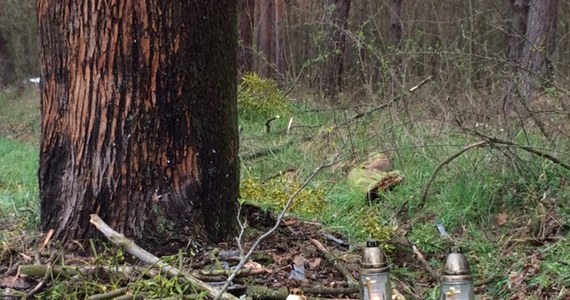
237;73;290;119
240;177;325;217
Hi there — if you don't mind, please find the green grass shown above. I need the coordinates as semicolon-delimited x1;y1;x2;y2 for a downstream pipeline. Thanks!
0;137;39;222
0;87;41;238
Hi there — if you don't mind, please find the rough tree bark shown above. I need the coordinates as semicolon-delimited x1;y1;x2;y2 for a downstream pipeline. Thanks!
256;0;273;78
38;0;239;250
321;0;351;101
238;0;255;74
519;0;559;100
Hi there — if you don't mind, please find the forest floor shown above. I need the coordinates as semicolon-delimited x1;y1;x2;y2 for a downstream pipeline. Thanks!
1;84;569;299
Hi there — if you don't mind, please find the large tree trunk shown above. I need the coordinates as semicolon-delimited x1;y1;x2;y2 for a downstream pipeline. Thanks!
238;0;255;74
38;0;239;250
321;0;351;101
520;0;559;100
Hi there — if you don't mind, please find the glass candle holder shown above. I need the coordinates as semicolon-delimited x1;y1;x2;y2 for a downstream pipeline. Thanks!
440;248;474;300
360;240;392;300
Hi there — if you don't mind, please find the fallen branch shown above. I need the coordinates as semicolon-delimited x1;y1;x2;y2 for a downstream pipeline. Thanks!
89;214;238;300
19;264;79;278
19;264;152;279
419;141;488;208
191;273;227;282
113;293;146;300
309;239;358;287
246;285;359;300
215;153;341;300
86;287;128;300
195;251;273;267
199;268;271;277
411;244;439;282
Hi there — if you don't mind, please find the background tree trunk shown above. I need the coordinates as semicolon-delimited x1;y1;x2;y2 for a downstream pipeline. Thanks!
520;0;559;100
389;0;403;49
508;0;530;63
256;0;274;78
274;0;286;83
38;0;239;250
321;0;351;101
238;0;255;74
0;2;6;85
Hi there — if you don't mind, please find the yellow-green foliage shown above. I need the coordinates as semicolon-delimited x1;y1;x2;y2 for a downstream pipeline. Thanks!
240;177;325;217
354;206;395;249
238;73;290;119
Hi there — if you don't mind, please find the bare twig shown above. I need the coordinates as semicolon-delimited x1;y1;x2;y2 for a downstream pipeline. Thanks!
39;229;54;252
265;115;280;133
471;131;570;171
2;261;21;277
215;153;341;300
89;215;238;300
419;141;489;208
26;251;58;299
346;75;432;123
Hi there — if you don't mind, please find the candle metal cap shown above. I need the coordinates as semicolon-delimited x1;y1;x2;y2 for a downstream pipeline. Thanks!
361;239;389;272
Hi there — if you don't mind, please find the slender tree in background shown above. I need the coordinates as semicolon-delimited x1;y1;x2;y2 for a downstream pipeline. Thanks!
38;0;239;250
0;1;6;84
256;0;274;78
238;0;255;74
519;0;559;100
321;0;351;100
508;0;530;63
389;0;403;49
274;0;287;82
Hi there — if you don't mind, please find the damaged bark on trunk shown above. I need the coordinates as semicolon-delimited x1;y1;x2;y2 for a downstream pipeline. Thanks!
38;0;239;250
